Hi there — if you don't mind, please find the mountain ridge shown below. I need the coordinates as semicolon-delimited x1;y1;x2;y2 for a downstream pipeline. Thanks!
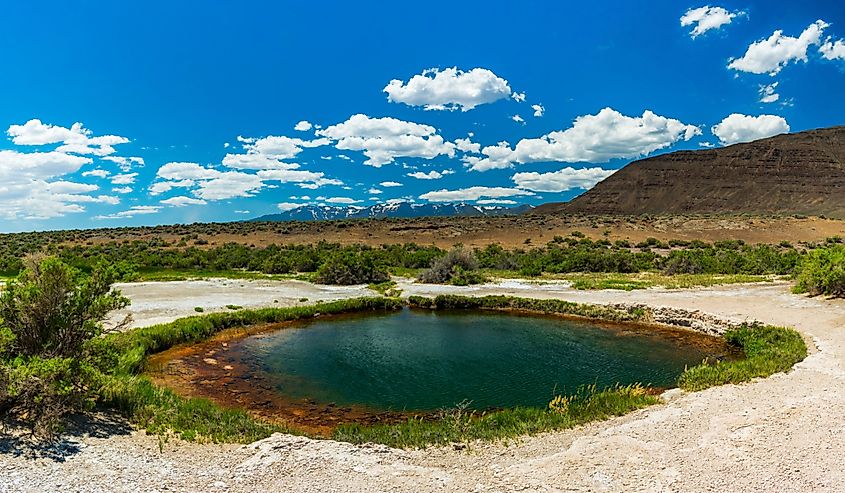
251;202;534;222
537;126;845;218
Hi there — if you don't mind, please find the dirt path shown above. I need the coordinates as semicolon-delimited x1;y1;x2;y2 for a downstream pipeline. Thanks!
4;281;845;492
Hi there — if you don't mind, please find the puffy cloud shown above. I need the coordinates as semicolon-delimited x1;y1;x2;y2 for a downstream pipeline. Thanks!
220;136;329;172
465;108;700;172
7;120;88;145
420;186;534;202
7;119;131;157
476;199;517;205
711;113;790;145
368;188;383;194
531;104;545;117
0;149;91;178
112;186;133;194
463;142;515;172
151;160;342;201
0;149;112;219
96;205;161;220
110;172;138;185
149;179;195;195
758;82;780;103
294;120;313;132
383;67;512;111
101;155;144;171
680;6;743;38
728;20;828;75
407;169;453;180
221;153;301;170
317;114;455;167
157;162;220;180
323;197;362;204
511;92;526;102
511;167;615;192
511;114;525;124
82;169;110;178
277;202;305;211
379;181;403;187
820;37;845;60
194;171;265;200
0;118;138;220
160;196;207;207
454;137;481;154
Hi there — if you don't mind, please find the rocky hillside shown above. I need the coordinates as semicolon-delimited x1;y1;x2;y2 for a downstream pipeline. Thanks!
539;126;845;218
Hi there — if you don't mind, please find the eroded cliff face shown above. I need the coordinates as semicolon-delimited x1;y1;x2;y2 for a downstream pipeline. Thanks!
551;126;845;217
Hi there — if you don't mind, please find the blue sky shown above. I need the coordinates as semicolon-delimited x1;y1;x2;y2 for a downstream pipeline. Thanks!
1;0;844;232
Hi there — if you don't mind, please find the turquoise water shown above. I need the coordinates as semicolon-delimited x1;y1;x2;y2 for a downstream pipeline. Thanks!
229;308;725;412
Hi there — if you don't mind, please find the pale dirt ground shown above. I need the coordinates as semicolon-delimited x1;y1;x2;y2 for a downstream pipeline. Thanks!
3;279;845;492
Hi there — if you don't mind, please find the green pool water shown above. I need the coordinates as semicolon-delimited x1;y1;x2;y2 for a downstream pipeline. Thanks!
228;308;728;412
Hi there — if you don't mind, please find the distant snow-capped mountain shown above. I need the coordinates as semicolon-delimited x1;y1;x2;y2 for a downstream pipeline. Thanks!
251;202;534;222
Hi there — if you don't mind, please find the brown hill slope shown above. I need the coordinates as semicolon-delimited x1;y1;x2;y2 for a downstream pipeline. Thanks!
539;126;845;217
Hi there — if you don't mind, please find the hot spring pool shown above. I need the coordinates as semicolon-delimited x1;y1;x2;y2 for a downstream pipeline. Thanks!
148;308;733;425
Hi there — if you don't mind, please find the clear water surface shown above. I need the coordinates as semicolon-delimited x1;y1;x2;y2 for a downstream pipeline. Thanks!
229;308;725;412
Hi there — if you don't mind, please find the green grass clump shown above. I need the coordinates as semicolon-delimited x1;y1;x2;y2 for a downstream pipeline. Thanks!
407;294;649;322
333;384;657;448
368;280;402;297
99;375;293;443
678;323;807;391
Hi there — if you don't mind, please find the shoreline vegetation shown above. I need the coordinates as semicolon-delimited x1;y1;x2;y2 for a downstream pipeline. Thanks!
98;294;805;448
0;249;816;448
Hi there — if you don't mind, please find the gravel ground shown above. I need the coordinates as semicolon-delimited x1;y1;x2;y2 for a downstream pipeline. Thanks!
3;281;845;492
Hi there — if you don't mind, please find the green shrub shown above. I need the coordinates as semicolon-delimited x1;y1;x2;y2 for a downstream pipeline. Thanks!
0;257;128;436
793;244;845;297
418;248;485;285
315;251;389;285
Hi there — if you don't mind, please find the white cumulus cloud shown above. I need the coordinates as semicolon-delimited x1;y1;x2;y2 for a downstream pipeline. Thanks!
317;114;455;167
820;37;845;60
511;167;615;192
758;82;780;103
384;67;513;111
96;205;161;220
294;120;313;132
711;113;790;145
728;20;828;75
420;186;534;203
161;196;207;207
465;108;700;172
407;169;453;180
531;104;545;117
680;6;743;38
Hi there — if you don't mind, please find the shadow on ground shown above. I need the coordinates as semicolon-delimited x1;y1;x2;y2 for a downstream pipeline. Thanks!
0;411;133;462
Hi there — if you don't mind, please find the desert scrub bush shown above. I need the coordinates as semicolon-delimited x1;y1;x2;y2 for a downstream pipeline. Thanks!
0;256;129;437
793;244;845;297
418;248;486;285
678;323;806;391
333;383;657;448
315;250;389;285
